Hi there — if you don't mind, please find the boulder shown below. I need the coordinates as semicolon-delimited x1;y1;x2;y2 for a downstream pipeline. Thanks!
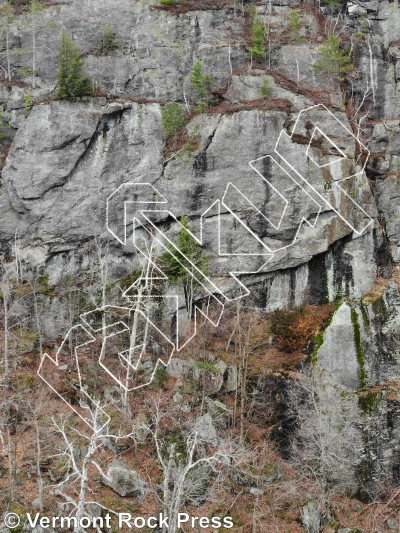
166;358;195;380
249;487;264;496
224;364;238;393
173;391;191;413
102;462;146;498
194;359;226;395
301;501;320;533
347;2;367;16
205;398;233;428
193;413;219;446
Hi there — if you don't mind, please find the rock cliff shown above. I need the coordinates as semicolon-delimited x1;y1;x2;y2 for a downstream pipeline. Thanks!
0;0;399;507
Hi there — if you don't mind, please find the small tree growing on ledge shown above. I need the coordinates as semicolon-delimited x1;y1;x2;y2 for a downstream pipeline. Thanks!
312;33;353;82
0;112;12;140
250;15;266;61
189;59;215;113
99;23;119;55
56;31;92;100
159;215;209;321
161;102;187;139
288;10;302;41
260;75;273;96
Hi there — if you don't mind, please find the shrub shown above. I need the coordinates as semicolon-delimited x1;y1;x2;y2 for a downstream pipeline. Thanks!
354;13;369;41
250;15;266;60
288;10;302;40
324;0;342;10
312;33;353;82
56;31;93;100
189;59;215;113
196;360;218;373
260;76;273;96
151;364;168;388
100;23;119;55
24;90;33;111
176;127;201;165
269;305;335;353
12;373;36;391
161;102;187;138
0;111;12;140
36;273;49;286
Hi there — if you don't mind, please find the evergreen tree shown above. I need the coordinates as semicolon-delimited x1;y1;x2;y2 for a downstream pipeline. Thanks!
288;10;302;41
189;59;215;113
323;0;342;11
100;24;119;55
0;111;12;140
159;216;209;319
56;31;92;100
161;102;187;139
312;33;353;82
260;76;273;96
250;15;266;60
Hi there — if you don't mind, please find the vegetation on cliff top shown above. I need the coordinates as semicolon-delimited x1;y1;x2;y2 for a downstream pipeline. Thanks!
56;31;92;100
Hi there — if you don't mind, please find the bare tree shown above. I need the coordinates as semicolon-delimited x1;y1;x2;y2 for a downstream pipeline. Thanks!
147;399;249;533
0;260;19;379
226;303;256;443
122;234;160;409
0;258;49;377
25;390;51;512
288;368;363;510
0;394;26;502
1;276;11;378
0;2;16;82
27;0;46;88
0;405;16;501
51;400;134;531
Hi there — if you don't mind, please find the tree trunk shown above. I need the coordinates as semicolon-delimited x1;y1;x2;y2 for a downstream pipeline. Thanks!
35;421;44;512
7;428;15;500
32;23;36;89
6;30;11;81
3;285;10;378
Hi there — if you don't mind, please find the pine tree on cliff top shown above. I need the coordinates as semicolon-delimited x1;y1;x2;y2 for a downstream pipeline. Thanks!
56;31;92;100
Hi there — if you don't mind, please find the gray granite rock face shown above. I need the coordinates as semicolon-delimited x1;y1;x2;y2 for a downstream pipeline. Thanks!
9;0;245;101
0;0;399;498
0;100;379;308
0;0;384;293
2;101;163;243
317;303;361;391
310;284;400;494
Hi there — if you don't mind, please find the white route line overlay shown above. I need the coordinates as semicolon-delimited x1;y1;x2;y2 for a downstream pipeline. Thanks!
38;104;373;428
274;104;372;235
